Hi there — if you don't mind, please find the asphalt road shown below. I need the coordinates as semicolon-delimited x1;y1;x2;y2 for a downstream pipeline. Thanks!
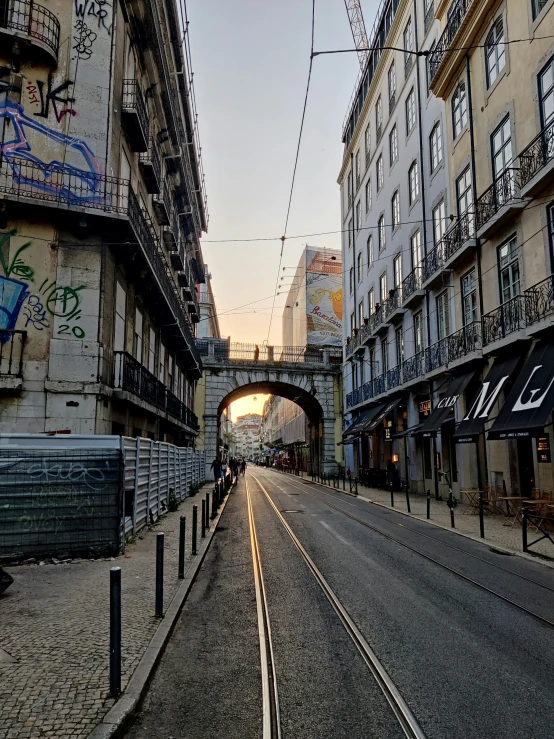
125;468;554;738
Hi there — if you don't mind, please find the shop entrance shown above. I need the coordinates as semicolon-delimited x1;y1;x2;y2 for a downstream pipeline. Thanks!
516;437;535;497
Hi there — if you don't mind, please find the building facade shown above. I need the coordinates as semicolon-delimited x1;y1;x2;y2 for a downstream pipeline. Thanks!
0;0;207;445
232;413;261;459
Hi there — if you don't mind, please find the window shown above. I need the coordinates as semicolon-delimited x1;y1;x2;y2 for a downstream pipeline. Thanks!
379;271;387;303
367;235;374;270
388;62;396;106
376;96;383;136
376;154;384;190
433;200;446;244
430;122;443;172
381;337;389;374
356;201;361;232
406;88;416;134
498;236;520;303
534;0;550;20
436;291;450;339
456;166;472;215
485;18;505;88
349;267;354;295
148;327;156;374
403;18;413;56
348;219;353;249
369;347;376;378
350;311;356;334
353;363;359;390
365;123;371;158
114;281;126;353
368;287;375;315
355;150;361;186
389;124;398;164
158;342;166;383
347;174;352;206
414;311;424;354
134;307;143;363
395;326;404;366
378;215;386;252
409;161;419;204
411;230;422;268
461;268;478;325
393;254;402;288
539;55;554;127
426;41;436;93
357;251;363;282
365;178;372;212
391;190;400;229
359;299;365;326
452;81;468;138
491;115;513;178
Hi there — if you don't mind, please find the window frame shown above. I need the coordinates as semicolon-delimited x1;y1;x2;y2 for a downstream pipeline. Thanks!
367;235;374;270
406;87;416;134
452;81;468;139
433;200;446;244
357;251;363;282
461;268;478;326
497;235;520;304
389;123;398;165
391;190;400;229
376;154;384;191
365;178;372;213
378;215;386;252
429;122;443;173
485;17;506;89
408;160;419;204
491;114;513;179
411;230;422;269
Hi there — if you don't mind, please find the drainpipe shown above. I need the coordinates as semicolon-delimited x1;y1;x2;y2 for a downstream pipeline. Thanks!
351;151;358;329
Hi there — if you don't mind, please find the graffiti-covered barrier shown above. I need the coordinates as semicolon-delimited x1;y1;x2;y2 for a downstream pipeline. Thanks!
0;435;206;561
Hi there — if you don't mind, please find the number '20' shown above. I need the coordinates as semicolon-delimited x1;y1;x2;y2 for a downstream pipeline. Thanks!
58;324;85;339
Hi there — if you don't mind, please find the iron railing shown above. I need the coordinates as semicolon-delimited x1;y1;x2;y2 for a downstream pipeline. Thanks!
139;137;162;189
114;351;199;429
0;329;26;377
525;274;554;325
362;380;374;401
422;210;475;282
197;340;341;365
153;183;172;224
402;350;424;383
122;80;149;140
0;0;60;59
482;295;525;345
384;288;403;317
370;304;386;333
425;337;448;373
402;265;423;302
428;0;471;84
373;373;386;396
425;323;480;373
475;168;521;232
387;365;401;390
519;117;554;189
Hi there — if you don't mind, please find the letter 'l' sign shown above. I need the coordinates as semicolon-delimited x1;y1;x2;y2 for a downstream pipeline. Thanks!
512;365;554;412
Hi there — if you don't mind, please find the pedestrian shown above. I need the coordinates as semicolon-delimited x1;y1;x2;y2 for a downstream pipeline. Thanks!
210;456;222;482
240;458;247;476
253;345;260;361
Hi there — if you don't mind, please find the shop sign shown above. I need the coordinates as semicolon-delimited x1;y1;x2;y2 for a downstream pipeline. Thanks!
385;427;391;440
419;400;431;418
536;436;551;464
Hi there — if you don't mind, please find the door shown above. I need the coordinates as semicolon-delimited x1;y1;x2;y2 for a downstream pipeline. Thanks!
517;437;535;498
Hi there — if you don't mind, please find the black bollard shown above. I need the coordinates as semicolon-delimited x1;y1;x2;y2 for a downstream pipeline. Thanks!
449;492;455;528
426;488;431;519
178;515;186;579
479;493;485;539
155;532;164;618
192;504;198;555
405;483;411;513
110;567;121;697
205;492;210;530
201;499;206;538
522;507;528;552
390;482;394;507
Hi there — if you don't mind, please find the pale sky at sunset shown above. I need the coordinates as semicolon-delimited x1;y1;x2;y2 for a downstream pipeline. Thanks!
188;0;374;414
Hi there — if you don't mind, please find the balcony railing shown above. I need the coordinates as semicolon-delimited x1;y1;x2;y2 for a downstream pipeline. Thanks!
384;288;402;318
482;295;525;345
422;210;475;282
387;365;401;391
402;265;423;302
475;168;520;232
0;330;26;377
519;117;554;190
370;304;386;333
153;183;172;225
122;80;149;152
138;137;161;194
524;274;554;326
114;351;199;430
425;322;481;373
197;340;341;365
373;373;386;396
402;350;424;384
428;0;471;85
0;0;60;61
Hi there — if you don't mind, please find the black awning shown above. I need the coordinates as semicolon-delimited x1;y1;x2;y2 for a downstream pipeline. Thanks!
413;372;475;438
342;404;386;440
488;341;554;440
392;423;423;439
454;356;519;443
366;398;402;433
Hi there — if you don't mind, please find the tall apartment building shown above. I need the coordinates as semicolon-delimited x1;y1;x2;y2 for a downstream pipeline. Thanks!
232;413;261;459
340;0;451;491
0;0;207;444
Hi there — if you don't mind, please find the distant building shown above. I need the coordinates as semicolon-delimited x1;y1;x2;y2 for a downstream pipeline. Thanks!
233;414;261;459
197;265;221;340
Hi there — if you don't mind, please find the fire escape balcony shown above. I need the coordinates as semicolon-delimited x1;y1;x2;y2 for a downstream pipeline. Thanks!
475;168;527;240
425;321;481;377
138;138;161;194
519;117;554;198
427;0;472;90
0;0;60;65
422;210;476;288
0;329;26;389
153;184;172;225
482;295;526;350
122;80;149;153
524;273;554;333
402;265;425;308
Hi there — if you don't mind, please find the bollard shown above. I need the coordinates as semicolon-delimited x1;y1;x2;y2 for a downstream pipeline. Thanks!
354;477;358;496
426;488;431;519
478;493;485;539
178;515;186;579
522;507;528;552
201;499;206;538
405;483;411;513
155;532;164;618
192;504;198;555
390;482;394;507
110;567;121;697
448;491;455;528
205;492;210;530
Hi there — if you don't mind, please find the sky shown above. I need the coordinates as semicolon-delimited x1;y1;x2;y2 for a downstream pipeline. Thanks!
187;0;376;415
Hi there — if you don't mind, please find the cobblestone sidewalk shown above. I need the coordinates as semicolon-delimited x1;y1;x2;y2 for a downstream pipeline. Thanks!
0;484;219;739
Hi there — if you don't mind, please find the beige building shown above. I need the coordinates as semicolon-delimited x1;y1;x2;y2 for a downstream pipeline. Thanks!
0;0;207;444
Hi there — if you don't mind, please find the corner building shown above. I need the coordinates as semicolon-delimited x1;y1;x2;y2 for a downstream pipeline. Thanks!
0;0;207;444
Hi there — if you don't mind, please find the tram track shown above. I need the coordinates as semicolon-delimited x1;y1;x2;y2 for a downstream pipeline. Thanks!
250;469;554;631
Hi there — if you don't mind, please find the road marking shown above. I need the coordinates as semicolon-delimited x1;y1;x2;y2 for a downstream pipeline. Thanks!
319;520;351;546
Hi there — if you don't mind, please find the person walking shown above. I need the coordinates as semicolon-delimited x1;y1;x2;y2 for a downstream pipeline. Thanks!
210;456;222;481
253;345;260;361
240;458;247;476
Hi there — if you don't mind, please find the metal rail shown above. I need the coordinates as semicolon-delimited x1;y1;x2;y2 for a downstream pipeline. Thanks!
249;472;427;739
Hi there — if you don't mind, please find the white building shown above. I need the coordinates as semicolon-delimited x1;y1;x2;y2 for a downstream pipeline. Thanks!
233;414;261;459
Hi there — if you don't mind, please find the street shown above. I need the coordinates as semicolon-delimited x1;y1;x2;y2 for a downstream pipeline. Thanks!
125;469;554;738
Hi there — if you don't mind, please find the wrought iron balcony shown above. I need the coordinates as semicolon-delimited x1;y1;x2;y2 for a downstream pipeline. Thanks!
139;138;161;194
426;322;481;373
402;265;424;305
424;0;435;35
170;240;185;271
524;274;554;326
519;117;554;195
386;365;401;391
401;350;424;384
428;0;471;86
153;183;172;225
370;304;386;334
383;288;403;321
422;210;475;283
0;330;26;378
475;168;524;237
482;295;525;346
122;80;149;152
0;0;60;63
371;373;384;397
114;351;199;430
362;380;374;402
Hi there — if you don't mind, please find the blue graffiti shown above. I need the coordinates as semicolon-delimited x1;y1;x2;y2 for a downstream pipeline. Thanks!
0;99;104;205
0;274;29;335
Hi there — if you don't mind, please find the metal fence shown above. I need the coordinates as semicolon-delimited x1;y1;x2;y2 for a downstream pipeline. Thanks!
197;339;341;365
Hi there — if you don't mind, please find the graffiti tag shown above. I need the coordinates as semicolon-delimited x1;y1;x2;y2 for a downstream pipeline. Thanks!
26;81;40;106
74;0;112;35
73;20;97;60
22;295;50;331
35;74;76;123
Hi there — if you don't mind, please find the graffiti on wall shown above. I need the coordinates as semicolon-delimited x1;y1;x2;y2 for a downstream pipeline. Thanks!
33;74;77;122
74;0;112;35
73;20;97;60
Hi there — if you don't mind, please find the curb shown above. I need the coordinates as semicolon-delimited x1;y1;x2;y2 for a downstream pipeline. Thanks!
268;469;554;571
87;485;233;739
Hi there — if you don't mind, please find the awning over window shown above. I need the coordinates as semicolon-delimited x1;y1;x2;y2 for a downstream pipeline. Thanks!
488;341;554;440
342;404;386;440
365;398;402;433
392;423;423;439
412;372;474;438
454;357;519;443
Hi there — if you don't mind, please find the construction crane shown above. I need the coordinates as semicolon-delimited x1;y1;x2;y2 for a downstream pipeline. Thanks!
343;0;369;70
